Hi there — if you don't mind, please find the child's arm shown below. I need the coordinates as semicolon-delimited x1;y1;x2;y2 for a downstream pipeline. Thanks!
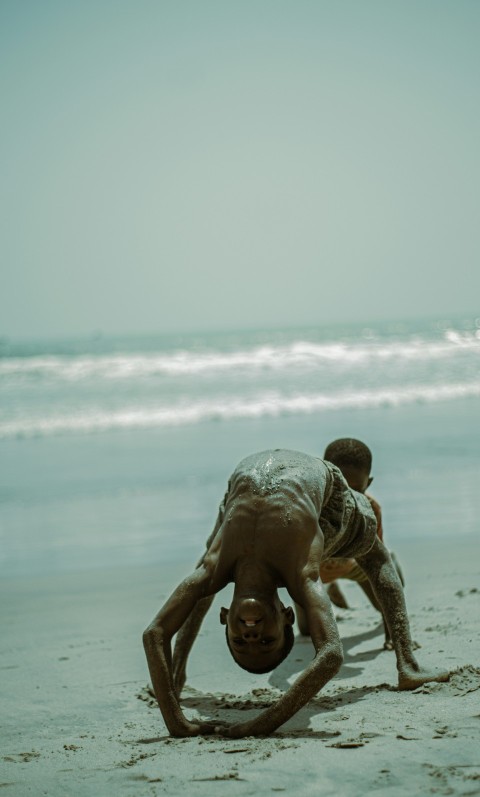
143;566;219;737
222;575;343;738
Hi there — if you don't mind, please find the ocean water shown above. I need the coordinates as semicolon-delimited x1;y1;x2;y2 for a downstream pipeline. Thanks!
1;316;479;577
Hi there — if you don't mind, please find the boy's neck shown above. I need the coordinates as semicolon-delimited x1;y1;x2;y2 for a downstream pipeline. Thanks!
232;558;278;599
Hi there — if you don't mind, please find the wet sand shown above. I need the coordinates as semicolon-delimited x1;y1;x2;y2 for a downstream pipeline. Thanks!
1;535;479;797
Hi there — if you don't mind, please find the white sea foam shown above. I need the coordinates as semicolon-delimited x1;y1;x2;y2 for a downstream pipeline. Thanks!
2;380;479;439
1;329;479;381
2;324;479;439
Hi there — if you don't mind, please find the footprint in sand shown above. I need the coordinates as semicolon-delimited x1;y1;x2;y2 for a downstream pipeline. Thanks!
455;588;479;598
3;752;40;763
412;665;480;696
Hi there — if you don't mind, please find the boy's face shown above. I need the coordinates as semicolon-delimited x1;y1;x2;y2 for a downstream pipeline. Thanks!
340;465;372;494
220;597;294;672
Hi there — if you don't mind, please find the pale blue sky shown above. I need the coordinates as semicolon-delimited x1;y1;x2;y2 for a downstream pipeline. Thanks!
1;0;479;338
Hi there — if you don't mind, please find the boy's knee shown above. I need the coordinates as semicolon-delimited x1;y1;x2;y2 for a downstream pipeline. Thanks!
142;626;163;651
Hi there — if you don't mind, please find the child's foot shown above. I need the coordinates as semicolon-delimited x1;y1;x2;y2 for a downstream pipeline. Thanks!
398;667;450;691
327;582;349;609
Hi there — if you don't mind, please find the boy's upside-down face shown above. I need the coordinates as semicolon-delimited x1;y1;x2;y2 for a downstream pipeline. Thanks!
220;597;295;673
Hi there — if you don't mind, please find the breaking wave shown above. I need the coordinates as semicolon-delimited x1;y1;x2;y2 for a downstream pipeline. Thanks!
2;321;479;439
2;380;479;440
1;328;479;382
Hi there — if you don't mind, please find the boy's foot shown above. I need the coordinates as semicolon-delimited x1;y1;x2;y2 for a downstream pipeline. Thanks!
398;667;450;691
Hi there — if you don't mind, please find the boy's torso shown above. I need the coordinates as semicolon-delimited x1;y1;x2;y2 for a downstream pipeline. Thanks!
208;450;377;583
214;449;329;578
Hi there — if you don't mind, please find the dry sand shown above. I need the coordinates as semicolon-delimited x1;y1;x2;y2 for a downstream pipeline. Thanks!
1;535;479;797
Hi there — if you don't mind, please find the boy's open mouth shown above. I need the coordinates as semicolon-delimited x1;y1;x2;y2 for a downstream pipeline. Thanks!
241;617;262;627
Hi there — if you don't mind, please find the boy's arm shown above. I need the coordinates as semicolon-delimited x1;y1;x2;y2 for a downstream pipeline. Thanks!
172;595;215;694
356;537;449;689
223;575;343;738
143;565;219;737
172;508;226;693
365;495;404;585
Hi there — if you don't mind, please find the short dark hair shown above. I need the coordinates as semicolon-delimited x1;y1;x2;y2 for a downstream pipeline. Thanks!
225;624;295;674
323;438;372;472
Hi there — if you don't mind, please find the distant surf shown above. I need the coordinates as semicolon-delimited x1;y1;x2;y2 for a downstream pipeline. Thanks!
1;318;479;439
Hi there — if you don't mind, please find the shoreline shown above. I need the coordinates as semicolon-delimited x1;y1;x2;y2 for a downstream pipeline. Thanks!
2;395;480;582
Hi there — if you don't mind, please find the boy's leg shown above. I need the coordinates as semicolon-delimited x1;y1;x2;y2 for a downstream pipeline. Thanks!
356;537;449;689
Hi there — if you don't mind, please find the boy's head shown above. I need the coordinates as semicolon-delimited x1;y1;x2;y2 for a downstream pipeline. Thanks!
323;437;373;494
220;596;295;673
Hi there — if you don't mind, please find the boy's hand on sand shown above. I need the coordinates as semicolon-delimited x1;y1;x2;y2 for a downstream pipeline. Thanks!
217;721;258;738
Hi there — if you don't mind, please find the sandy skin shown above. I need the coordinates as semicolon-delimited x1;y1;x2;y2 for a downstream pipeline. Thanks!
143;449;449;737
308;443;404;651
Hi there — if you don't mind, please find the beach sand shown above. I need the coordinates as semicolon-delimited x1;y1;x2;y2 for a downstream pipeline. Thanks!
1;535;479;797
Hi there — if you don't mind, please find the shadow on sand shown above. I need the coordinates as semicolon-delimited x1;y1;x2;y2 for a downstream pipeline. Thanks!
269;619;387;692
136;621;395;741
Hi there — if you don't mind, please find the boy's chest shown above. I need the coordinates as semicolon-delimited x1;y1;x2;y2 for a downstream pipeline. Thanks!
215;516;323;583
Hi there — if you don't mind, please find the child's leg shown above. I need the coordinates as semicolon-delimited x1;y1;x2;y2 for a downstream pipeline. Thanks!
356;537;449;689
327;581;350;609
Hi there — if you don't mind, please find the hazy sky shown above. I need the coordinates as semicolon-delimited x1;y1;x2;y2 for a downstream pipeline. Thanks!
1;0;479;339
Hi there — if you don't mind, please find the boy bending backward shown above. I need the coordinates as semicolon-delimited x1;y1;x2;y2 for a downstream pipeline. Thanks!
143;449;448;738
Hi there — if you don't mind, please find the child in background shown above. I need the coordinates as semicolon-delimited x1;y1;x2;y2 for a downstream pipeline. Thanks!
298;438;404;650
144;448;441;738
